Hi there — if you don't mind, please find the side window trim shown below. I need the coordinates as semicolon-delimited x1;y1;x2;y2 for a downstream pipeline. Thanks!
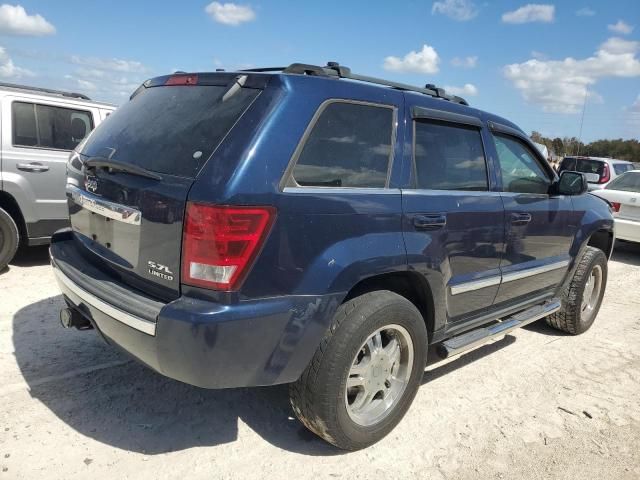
411;106;483;127
279;98;398;191
411;118;490;192
11;100;95;152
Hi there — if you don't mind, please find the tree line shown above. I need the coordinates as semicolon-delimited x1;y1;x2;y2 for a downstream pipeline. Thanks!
530;131;640;162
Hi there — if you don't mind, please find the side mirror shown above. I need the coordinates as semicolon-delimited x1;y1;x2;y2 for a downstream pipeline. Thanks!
553;171;588;195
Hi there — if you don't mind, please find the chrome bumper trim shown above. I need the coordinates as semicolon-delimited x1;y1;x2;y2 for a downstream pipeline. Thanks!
53;265;157;336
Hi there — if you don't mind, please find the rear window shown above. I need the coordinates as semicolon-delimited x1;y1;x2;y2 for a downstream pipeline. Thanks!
613;163;633;175
605;171;640;192
79;85;260;178
574;159;604;175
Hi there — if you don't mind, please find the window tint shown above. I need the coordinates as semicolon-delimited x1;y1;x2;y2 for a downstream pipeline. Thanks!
493;135;550;194
605;171;640;192
413;121;488;191
81;85;259;178
574;159;604;176
12;102;93;150
291;102;394;188
12;102;37;146
613;163;633;175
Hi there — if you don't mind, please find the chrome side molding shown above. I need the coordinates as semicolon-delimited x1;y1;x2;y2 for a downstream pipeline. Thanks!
66;184;142;225
450;260;569;295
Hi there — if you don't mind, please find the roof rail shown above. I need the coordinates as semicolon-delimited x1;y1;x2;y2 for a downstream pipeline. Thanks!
0;82;91;101
241;62;469;106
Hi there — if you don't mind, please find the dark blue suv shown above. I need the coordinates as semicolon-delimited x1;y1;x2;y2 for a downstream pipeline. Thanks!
50;62;614;450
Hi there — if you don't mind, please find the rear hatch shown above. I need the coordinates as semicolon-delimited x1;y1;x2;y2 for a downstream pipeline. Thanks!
66;73;263;301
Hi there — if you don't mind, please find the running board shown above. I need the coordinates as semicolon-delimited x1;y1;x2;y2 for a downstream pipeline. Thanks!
437;299;561;359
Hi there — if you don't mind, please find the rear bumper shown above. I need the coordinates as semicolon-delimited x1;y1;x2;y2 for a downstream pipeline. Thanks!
50;233;342;388
615;218;640;243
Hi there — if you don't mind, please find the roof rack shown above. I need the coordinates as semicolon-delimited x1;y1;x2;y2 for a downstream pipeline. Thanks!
0;82;91;101
241;62;469;106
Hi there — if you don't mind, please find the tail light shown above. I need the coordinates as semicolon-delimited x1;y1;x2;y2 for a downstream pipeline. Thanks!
610;202;621;213
598;164;610;184
182;203;275;290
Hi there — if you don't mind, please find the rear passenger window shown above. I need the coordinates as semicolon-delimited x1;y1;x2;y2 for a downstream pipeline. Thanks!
12;102;93;150
291;101;394;188
413;121;488;191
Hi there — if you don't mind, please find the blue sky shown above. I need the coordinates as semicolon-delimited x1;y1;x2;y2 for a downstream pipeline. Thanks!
1;0;639;142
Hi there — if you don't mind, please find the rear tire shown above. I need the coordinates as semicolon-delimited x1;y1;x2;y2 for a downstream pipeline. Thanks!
289;290;427;450
546;246;607;335
0;207;20;272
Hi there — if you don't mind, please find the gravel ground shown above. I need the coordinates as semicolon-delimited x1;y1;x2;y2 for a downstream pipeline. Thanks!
1;242;639;480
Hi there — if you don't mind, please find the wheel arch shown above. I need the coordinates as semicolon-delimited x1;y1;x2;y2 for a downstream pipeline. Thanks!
342;271;436;342
0;191;26;243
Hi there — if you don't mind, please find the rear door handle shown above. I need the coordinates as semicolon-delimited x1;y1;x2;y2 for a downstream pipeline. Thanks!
17;162;49;172
413;214;447;230
511;212;532;225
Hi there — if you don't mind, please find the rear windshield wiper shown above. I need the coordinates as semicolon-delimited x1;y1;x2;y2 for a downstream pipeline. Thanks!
84;157;162;181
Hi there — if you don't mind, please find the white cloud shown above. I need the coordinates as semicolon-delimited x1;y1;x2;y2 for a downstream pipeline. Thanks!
431;0;478;21
504;37;640;113
0;4;55;36
531;50;548;60
444;83;478;96
205;2;255;26
451;56;478;68
383;44;440;74
608;20;634;35
502;4;555;24
575;7;595;16
0;45;32;78
70;55;147;73
630;94;640;112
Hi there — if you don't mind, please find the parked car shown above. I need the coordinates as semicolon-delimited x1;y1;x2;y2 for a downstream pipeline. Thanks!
558;156;634;191
0;82;115;270
49;63;614;450
592;170;640;243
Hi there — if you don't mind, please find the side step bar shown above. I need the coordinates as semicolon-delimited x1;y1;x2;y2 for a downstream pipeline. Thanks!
437;299;561;359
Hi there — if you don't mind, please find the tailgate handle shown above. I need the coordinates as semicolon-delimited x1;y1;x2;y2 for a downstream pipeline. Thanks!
413;214;447;230
17;162;49;172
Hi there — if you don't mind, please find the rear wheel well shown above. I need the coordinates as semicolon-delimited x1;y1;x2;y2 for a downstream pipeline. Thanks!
343;272;435;340
587;229;613;258
0;192;26;243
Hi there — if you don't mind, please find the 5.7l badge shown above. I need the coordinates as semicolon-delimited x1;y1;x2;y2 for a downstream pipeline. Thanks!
147;261;174;281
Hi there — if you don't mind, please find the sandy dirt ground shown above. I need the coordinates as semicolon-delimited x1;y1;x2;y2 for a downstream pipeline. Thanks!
1;242;639;480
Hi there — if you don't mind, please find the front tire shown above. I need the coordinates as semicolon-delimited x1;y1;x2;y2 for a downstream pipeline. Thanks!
546;246;607;335
289;290;427;450
0;207;20;272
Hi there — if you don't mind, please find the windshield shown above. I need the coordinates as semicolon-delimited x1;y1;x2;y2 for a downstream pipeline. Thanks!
605;171;640;192
79;85;260;178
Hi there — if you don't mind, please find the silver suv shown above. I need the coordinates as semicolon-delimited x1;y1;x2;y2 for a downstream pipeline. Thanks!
0;82;114;270
559;156;634;191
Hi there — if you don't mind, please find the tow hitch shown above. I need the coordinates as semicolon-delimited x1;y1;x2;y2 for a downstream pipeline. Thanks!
59;307;93;330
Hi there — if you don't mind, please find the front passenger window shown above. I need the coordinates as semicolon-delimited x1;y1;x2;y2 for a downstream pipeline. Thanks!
493;135;550;194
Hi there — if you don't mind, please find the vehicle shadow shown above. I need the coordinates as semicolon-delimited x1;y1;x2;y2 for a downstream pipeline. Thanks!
12;296;342;456
422;335;516;384
9;245;50;267
611;240;640;267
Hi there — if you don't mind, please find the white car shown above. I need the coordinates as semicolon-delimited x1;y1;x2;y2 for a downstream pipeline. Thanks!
559;156;634;191
592;170;640;243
